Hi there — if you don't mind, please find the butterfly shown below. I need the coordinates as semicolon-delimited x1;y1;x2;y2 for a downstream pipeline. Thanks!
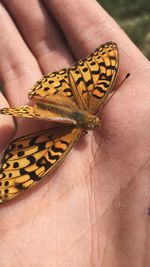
0;41;119;203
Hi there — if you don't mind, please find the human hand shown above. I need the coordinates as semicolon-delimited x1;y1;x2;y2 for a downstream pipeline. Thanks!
0;0;150;266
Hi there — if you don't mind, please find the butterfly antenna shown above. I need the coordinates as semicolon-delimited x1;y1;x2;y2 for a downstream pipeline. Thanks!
119;73;130;87
101;73;130;110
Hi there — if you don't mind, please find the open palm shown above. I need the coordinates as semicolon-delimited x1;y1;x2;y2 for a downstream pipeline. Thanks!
0;1;150;266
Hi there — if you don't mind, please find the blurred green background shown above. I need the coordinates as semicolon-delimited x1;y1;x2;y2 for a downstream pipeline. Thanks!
98;0;150;59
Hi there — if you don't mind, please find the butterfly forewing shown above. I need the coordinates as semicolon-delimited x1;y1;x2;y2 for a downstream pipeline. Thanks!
0;126;81;203
69;41;119;114
29;69;78;110
28;41;118;115
89;42;119;113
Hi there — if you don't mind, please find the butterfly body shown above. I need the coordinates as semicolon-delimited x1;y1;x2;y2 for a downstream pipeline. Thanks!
0;41;119;203
36;101;100;130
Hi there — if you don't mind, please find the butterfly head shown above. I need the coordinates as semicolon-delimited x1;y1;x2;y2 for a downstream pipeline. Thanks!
72;110;100;130
85;115;100;130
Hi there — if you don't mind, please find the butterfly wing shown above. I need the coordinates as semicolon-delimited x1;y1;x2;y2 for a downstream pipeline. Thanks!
69;41;119;114
0;105;76;125
0;126;81;203
29;68;78;110
29;42;118;115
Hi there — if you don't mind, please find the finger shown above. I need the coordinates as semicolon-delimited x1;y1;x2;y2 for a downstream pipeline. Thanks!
2;0;73;73
44;0;149;75
0;92;15;152
0;3;42;106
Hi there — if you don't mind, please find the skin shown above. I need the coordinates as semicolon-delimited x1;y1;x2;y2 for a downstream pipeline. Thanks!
0;0;150;266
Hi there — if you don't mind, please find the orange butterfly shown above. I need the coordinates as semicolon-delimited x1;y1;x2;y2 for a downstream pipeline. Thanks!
0;41;119;203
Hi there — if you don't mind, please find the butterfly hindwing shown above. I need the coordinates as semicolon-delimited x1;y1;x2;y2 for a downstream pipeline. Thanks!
0;126;81;203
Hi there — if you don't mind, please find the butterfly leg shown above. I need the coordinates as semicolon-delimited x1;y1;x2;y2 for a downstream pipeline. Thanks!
81;130;88;137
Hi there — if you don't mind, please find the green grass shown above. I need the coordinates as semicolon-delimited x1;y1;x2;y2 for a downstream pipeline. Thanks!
98;0;150;59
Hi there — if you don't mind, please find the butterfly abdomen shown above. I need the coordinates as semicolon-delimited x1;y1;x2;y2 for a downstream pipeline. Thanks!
37;102;99;130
